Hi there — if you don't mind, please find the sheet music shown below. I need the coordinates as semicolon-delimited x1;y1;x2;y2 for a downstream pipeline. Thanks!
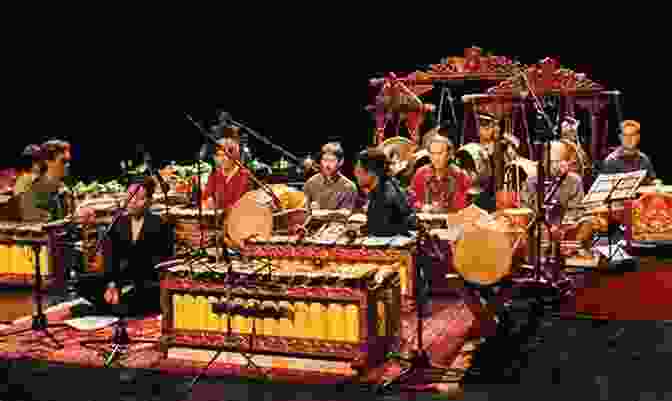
583;170;647;204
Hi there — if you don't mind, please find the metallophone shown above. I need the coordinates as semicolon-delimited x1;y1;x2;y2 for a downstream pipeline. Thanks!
159;257;401;374
0;221;51;286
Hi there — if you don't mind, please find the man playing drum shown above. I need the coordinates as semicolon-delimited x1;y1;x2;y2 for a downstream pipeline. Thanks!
203;126;250;212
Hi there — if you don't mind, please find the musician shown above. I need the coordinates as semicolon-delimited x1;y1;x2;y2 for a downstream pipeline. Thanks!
303;142;357;210
559;116;590;175
602;120;658;184
19;140;73;222
203;126;250;212
353;148;416;237
72;177;174;317
524;141;593;251
409;135;472;213
13;144;42;195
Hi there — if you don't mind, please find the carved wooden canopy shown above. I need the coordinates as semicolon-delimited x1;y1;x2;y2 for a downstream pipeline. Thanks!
412;46;522;83
487;57;604;96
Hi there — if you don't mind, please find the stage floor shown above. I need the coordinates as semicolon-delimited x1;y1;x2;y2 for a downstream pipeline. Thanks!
1;255;671;400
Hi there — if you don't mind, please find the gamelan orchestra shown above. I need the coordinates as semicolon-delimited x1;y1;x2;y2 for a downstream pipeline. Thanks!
0;50;670;378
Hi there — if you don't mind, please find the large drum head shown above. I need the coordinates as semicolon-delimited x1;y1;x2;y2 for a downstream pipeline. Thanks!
226;191;273;248
454;225;513;286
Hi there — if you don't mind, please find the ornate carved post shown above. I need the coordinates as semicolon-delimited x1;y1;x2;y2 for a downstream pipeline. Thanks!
461;101;478;146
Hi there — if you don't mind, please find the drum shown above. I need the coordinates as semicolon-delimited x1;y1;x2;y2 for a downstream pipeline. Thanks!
456;143;491;192
226;191;273;248
251;185;308;234
453;224;513;286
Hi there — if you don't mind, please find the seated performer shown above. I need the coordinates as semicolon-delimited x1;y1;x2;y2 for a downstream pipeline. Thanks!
409;135;472;213
559;116;590;176
203;126;250;212
523;141;593;253
602;120;658;184
73;177;174;317
472;113;519;211
303;142;357;210
13;144;42;196
353;148;416;236
19;140;73;222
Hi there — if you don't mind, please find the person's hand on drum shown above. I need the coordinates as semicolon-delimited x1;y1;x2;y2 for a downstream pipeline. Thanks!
104;285;120;305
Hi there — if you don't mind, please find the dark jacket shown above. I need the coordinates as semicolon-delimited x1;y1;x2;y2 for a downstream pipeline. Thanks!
366;177;416;237
104;209;174;286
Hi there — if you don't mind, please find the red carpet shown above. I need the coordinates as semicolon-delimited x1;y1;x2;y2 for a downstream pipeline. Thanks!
571;263;672;320
0;297;482;394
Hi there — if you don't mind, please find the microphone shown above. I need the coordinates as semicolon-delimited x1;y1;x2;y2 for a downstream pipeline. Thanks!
602;90;621;96
198;143;208;161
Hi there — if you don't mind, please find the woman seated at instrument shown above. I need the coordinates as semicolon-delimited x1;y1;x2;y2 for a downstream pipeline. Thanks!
203;126;250;212
72;177;174;317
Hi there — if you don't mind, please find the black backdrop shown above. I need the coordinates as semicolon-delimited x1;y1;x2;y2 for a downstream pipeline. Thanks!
2;38;659;183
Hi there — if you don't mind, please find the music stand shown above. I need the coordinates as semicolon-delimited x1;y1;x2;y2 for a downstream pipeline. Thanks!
583;171;646;263
0;239;67;349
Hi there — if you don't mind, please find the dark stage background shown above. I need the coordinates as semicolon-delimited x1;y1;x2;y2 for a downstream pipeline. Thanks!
2;39;660;183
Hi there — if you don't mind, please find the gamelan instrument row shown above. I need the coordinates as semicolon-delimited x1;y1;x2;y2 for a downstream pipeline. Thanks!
159;258;401;372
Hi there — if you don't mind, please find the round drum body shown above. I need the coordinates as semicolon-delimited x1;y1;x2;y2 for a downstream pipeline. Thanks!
227;191;273;248
454;225;513;286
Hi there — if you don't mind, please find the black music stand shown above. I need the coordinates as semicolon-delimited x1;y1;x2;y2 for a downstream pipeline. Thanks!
378;227;464;394
0;240;67;349
584;171;645;264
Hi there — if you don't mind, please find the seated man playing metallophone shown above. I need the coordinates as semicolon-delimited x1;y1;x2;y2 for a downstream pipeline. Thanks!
303;142;357;211
602;120;658;185
72;177;174;317
353;148;416;237
19;140;73;222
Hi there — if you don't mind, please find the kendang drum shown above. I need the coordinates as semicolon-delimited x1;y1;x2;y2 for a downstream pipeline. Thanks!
251;185;307;234
453;222;514;286
226;191;273;248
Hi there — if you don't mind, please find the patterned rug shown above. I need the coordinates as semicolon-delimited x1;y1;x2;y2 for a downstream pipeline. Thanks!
0;296;484;395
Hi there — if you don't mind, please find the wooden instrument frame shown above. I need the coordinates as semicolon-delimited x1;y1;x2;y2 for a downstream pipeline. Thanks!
159;267;401;371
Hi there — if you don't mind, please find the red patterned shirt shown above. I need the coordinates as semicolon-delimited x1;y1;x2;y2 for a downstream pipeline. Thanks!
409;165;472;212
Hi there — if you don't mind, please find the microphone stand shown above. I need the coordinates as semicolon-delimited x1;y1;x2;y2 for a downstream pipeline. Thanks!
219;113;304;171
378;223;464;394
0;238;67;349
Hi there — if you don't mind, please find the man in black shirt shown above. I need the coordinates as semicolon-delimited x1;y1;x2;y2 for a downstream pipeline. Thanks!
353;148;416;237
73;176;174;317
